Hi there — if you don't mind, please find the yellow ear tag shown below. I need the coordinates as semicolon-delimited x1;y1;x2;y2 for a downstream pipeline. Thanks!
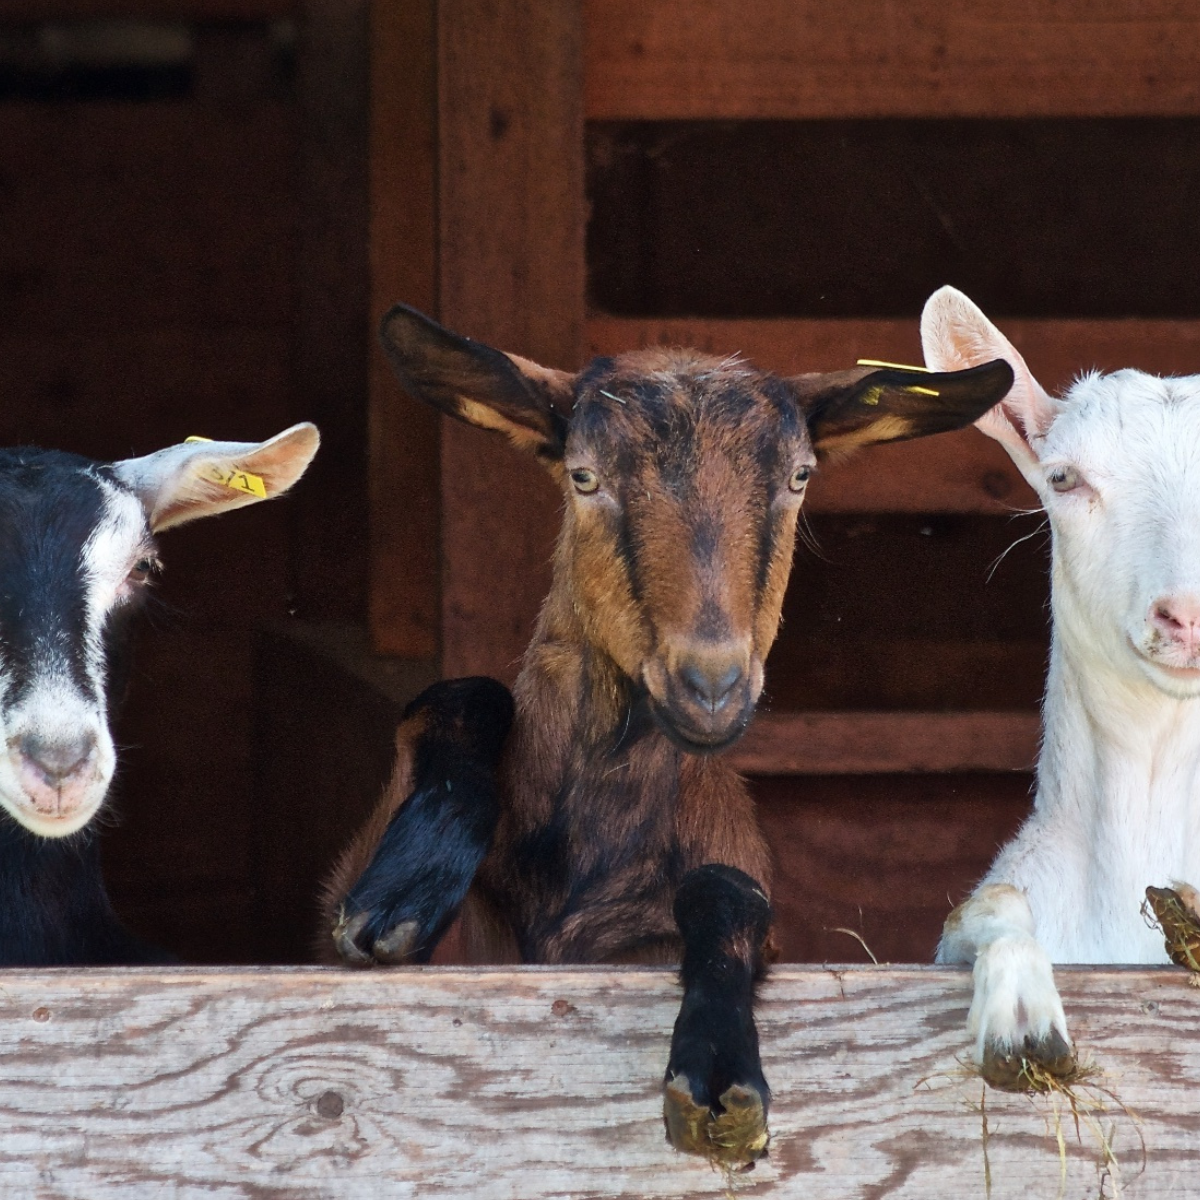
202;464;267;499
185;438;266;498
856;358;933;373
855;361;941;401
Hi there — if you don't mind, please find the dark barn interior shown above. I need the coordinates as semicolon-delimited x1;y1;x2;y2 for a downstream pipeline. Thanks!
3;1;1198;968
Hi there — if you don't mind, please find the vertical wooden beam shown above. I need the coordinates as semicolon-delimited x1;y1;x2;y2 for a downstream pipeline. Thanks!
367;0;442;656
436;0;585;681
293;0;371;624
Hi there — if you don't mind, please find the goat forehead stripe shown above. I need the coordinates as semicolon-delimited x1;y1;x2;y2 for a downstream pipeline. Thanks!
0;458;114;703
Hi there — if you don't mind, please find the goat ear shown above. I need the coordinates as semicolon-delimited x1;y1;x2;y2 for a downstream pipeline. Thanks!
793;359;1015;458
379;304;573;462
110;423;320;533
921;285;1057;477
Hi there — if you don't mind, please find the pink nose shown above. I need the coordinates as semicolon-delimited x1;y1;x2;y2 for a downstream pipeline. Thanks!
14;732;98;816
1150;595;1200;655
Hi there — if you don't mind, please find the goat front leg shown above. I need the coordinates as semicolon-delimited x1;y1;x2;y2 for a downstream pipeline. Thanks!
663;864;773;1166
325;677;513;966
938;883;1075;1090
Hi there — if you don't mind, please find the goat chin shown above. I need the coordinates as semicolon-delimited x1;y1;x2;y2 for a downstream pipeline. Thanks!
0;788;105;839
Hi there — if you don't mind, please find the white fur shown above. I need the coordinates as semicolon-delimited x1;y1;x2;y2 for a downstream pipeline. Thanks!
924;287;1200;1062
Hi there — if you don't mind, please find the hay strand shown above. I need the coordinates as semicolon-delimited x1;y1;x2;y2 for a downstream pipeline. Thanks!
1143;885;1200;971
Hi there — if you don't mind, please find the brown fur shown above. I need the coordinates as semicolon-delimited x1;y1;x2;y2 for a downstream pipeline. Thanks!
342;306;1014;968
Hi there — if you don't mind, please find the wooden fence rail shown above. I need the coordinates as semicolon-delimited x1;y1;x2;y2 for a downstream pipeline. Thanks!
0;965;1197;1197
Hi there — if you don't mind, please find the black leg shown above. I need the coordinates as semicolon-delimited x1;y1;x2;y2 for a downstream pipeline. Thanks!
663;863;773;1166
332;677;513;966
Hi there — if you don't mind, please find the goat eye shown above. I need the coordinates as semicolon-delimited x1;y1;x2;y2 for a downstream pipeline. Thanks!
129;556;160;582
788;465;813;493
570;468;599;495
1048;465;1082;493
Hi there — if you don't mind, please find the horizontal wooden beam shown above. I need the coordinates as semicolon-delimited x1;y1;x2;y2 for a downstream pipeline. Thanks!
728;710;1039;774
0;2;293;17
585;0;1200;119
587;316;1200;512
0;964;1194;1195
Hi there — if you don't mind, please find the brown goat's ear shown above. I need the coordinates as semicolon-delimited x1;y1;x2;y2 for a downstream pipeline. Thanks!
792;359;1015;458
379;304;573;461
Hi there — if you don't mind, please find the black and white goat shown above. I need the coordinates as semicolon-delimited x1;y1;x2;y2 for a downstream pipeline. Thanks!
0;425;318;965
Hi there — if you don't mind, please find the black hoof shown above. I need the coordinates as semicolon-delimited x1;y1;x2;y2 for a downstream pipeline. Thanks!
332;908;421;967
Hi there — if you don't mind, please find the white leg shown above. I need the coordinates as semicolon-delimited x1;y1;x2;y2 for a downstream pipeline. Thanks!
938;884;1074;1086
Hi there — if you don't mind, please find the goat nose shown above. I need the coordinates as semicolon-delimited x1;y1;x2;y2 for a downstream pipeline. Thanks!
1151;595;1200;652
17;732;97;787
679;657;745;713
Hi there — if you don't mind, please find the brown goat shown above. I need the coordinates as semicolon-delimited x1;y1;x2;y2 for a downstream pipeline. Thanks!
325;305;1013;1163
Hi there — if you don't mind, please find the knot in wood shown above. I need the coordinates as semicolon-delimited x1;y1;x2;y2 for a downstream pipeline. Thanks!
315;1090;345;1120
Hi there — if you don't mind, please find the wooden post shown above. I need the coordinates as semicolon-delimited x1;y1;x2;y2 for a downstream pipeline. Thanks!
436;0;585;681
368;0;585;677
368;0;442;657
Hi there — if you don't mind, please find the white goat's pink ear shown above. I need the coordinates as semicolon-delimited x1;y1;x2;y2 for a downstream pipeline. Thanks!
920;286;1056;476
110;422;320;532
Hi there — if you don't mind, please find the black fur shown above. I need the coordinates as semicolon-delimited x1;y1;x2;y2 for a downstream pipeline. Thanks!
337;678;513;964
0;820;168;965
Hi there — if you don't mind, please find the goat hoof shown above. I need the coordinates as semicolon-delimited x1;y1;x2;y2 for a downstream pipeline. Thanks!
980;1028;1077;1092
1145;885;1200;971
663;1074;768;1166
332;909;419;967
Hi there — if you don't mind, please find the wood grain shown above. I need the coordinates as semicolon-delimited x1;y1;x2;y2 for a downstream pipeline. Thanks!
0;965;1194;1196
587;316;1200;512
728;711;1040;774
585;0;1200;119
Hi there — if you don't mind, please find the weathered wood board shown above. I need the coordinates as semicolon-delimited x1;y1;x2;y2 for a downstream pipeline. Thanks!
0;965;1196;1197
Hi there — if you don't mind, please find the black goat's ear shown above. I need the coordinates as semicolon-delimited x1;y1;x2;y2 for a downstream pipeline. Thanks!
111;423;320;532
791;359;1015;458
379;304;573;463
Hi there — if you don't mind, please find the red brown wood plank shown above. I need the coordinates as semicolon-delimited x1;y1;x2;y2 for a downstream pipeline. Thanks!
728;710;1040;774
755;772;1033;962
587;316;1200;511
437;0;585;682
585;0;1200;119
0;1;293;16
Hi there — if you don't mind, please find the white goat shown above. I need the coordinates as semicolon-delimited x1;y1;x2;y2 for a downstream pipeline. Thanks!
922;285;1200;1085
